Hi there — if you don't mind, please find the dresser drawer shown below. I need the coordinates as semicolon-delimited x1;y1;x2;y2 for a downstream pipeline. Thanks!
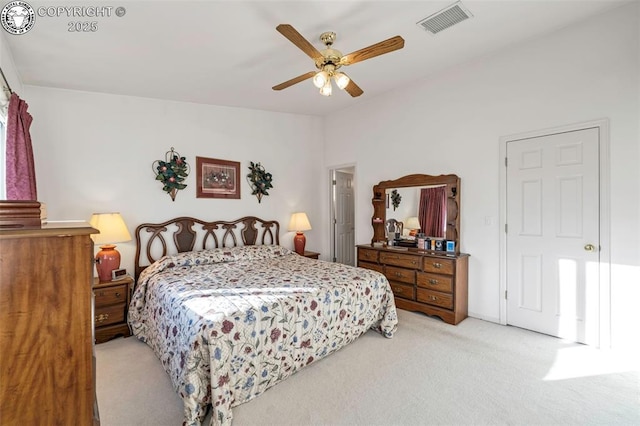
417;288;453;310
380;252;421;269
95;303;125;327
359;261;384;274
389;281;415;300
358;248;379;263
385;265;415;285
422;257;455;275
417;272;453;293
94;284;128;307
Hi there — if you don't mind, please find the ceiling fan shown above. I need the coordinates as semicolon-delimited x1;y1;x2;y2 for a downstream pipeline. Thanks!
272;24;405;97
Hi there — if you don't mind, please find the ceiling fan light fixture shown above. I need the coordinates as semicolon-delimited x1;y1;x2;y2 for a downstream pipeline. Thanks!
312;71;329;88
333;72;350;90
273;24;404;98
319;80;332;96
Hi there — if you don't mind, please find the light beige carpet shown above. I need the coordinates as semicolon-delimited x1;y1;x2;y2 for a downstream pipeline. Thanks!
96;310;639;425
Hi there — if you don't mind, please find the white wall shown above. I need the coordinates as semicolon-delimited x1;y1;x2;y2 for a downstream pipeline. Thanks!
0;32;23;97
25;87;325;275
324;2;639;347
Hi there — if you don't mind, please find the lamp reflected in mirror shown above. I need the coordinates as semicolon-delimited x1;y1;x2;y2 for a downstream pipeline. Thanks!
405;216;421;236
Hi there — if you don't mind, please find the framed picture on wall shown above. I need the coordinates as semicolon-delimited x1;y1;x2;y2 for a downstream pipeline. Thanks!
196;156;241;199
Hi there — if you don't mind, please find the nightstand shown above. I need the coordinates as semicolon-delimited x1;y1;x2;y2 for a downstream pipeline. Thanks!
93;275;133;344
302;250;320;259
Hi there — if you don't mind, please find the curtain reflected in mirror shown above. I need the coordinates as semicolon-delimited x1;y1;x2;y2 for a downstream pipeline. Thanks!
419;186;446;238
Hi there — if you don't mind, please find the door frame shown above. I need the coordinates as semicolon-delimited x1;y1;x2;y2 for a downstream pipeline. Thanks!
328;163;356;264
498;118;611;347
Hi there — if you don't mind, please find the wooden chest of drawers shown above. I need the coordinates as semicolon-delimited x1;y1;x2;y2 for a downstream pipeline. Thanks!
0;222;99;425
93;276;133;343
357;245;469;325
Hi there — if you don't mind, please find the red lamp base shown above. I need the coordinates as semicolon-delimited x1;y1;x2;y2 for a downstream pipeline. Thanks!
96;244;121;282
293;232;306;255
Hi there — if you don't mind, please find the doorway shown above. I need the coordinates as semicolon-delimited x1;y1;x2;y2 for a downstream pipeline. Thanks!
330;166;355;265
500;120;610;347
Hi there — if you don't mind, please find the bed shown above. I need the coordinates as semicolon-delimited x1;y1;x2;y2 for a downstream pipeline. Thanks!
128;216;398;426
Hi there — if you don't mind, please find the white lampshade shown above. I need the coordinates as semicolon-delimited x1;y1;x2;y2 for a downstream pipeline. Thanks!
405;217;421;230
288;212;312;232
89;212;132;245
312;71;329;89
333;72;350;90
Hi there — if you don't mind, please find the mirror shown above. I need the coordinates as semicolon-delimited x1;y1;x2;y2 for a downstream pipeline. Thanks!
384;185;446;238
370;174;460;253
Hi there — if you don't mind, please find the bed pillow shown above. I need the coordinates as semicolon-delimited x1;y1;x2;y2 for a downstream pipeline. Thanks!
139;245;293;282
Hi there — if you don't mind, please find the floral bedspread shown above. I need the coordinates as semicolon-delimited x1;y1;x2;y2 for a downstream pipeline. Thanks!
129;245;397;426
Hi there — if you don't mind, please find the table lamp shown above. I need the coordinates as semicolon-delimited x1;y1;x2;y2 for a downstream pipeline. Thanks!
89;212;132;282
288;212;312;255
405;216;421;236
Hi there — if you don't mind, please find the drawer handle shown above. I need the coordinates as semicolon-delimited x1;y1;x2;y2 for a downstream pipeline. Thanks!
411;260;417;265
430;296;437;301
115;292;121;297
95;313;109;324
395;272;403;277
433;262;442;269
429;279;438;285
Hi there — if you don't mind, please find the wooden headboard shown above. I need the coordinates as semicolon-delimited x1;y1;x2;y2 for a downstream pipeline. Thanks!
134;216;280;280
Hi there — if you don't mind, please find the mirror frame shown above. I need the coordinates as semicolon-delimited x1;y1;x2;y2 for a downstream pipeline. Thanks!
371;174;461;253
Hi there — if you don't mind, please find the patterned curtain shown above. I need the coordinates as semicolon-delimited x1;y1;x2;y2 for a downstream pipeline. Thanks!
418;186;447;238
5;93;36;200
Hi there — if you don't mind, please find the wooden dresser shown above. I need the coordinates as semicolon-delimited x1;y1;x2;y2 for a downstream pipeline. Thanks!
0;222;100;425
358;245;469;325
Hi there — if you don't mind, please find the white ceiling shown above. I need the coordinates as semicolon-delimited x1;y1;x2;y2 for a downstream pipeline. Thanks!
4;0;629;116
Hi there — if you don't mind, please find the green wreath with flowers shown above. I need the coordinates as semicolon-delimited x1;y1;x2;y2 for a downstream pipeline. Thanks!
247;161;273;203
153;147;189;201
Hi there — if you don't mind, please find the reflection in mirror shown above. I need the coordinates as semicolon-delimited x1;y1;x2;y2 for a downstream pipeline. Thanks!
371;174;460;253
384;218;403;240
404;216;420;236
385;185;446;238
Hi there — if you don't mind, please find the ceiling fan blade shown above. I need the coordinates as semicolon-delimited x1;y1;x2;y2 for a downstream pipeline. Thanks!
343;77;364;98
276;24;323;60
340;35;405;66
272;71;316;91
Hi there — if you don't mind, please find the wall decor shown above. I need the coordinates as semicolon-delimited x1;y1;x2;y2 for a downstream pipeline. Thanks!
390;189;402;211
246;161;273;203
152;147;189;201
196;156;240;199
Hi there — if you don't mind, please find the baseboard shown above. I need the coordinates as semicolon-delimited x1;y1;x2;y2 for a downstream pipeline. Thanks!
468;311;500;324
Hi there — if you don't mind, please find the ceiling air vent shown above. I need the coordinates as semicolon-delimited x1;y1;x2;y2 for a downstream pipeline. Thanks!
417;1;473;35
